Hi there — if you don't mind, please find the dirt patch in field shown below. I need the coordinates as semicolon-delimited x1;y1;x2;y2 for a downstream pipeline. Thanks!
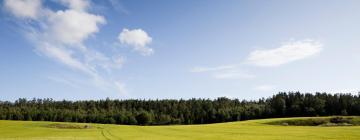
47;123;92;129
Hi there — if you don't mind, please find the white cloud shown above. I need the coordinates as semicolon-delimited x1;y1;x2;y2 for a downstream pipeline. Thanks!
246;39;323;67
255;85;276;91
59;0;90;11
30;6;108;76
3;0;42;19
118;28;153;56
47;10;106;46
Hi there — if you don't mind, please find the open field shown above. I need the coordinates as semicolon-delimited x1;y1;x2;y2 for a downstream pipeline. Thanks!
0;117;360;140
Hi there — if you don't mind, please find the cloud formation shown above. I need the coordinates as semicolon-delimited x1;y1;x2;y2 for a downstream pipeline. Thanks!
246;39;323;67
4;0;128;95
4;0;42;19
118;28;153;56
191;65;255;80
191;39;322;80
47;10;106;46
36;42;95;76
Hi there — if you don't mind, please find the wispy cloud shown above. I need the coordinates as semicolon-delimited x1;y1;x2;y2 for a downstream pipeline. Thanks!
58;0;90;11
191;39;322;80
246;39;323;67
4;0;128;95
190;65;255;80
35;42;96;76
107;0;130;14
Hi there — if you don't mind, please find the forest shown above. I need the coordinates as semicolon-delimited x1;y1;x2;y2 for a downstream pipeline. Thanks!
0;92;359;125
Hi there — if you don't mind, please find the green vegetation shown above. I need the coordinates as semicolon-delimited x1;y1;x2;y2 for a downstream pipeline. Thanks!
1;92;360;125
0;117;360;140
268;116;360;126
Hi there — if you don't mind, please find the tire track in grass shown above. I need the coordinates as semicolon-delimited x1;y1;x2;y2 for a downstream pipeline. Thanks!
101;129;111;140
104;128;123;140
100;126;123;140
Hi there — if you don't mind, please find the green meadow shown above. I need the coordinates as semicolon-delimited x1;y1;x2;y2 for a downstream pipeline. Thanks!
1;117;360;140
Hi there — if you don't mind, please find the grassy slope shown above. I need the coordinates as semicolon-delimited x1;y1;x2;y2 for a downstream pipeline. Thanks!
0;117;360;140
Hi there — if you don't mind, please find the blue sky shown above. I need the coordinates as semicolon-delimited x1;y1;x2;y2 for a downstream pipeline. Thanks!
1;0;360;101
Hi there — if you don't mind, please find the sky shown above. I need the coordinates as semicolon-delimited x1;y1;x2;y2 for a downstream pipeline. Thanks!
1;0;360;101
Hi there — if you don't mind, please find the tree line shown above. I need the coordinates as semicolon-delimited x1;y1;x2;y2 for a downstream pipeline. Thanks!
0;92;359;125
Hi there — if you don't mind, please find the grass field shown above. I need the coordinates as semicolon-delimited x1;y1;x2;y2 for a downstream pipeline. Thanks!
1;117;360;140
